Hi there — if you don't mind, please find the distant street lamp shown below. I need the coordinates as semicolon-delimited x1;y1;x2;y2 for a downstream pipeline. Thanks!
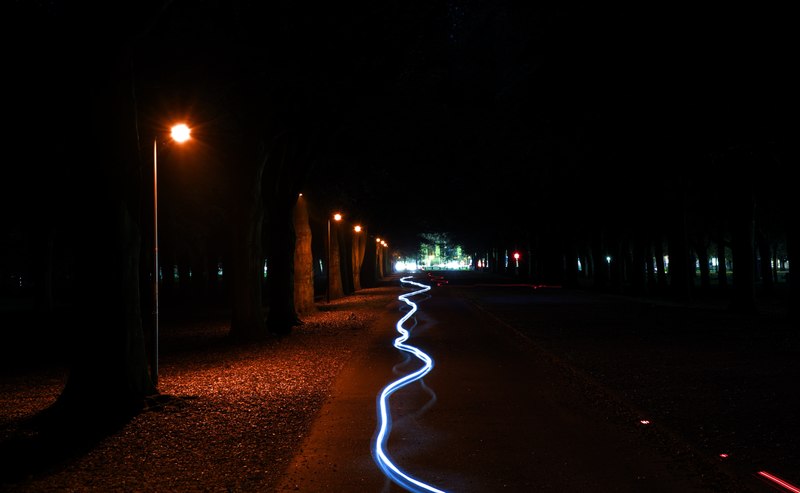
152;123;191;387
327;212;342;303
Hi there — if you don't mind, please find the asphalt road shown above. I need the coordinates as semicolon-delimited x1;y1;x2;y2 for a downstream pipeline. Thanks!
277;273;789;493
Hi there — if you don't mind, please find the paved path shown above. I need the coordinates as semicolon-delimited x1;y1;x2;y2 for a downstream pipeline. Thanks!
276;276;756;492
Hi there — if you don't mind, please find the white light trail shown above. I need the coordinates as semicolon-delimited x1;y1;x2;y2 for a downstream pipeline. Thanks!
373;276;446;493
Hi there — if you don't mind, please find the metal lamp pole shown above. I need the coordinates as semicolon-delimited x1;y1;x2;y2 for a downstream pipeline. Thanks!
152;138;160;386
326;217;331;304
151;123;191;387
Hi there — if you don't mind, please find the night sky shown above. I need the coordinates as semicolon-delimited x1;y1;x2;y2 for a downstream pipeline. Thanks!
301;3;793;252
3;1;793;262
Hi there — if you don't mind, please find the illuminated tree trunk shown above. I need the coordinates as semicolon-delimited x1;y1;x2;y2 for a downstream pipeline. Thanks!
340;225;354;295
266;192;300;335
351;227;366;291
328;220;345;300
361;238;378;288
264;130;316;334
293;195;316;315
376;242;385;279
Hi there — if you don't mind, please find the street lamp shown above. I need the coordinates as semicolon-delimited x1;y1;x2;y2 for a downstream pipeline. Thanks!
151;122;191;387
327;212;342;303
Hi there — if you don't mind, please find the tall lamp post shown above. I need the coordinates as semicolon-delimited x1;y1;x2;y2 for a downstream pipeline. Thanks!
326;212;342;303
152;123;191;387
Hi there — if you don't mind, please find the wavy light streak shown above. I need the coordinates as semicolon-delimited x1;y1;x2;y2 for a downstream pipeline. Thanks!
373;276;446;493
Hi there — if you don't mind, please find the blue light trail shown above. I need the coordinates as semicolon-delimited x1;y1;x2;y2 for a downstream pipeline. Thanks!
373;276;447;493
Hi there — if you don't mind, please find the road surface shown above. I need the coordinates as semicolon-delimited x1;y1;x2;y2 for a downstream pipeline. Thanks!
277;272;784;492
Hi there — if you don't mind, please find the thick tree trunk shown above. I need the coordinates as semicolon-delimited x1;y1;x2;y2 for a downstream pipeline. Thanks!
59;200;156;418
229;156;267;341
351;227;366;291
361;237;378;288
266;194;299;335
340;225;355;295
293;195;316;315
327;220;344;300
54;55;155;423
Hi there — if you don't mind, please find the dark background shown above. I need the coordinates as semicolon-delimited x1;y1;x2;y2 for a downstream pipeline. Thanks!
3;1;794;280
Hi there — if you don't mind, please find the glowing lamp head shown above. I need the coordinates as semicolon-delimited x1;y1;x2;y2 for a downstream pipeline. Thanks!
333;213;342;221
354;225;362;233
170;123;191;143
513;252;520;260
376;237;381;243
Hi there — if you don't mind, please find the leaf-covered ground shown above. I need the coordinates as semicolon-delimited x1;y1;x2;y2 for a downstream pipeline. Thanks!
0;286;399;492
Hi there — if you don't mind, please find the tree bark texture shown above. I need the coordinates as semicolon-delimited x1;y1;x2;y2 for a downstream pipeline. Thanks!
293;195;316;315
351;227;366;292
327;220;344;300
266;194;299;335
228;152;267;341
